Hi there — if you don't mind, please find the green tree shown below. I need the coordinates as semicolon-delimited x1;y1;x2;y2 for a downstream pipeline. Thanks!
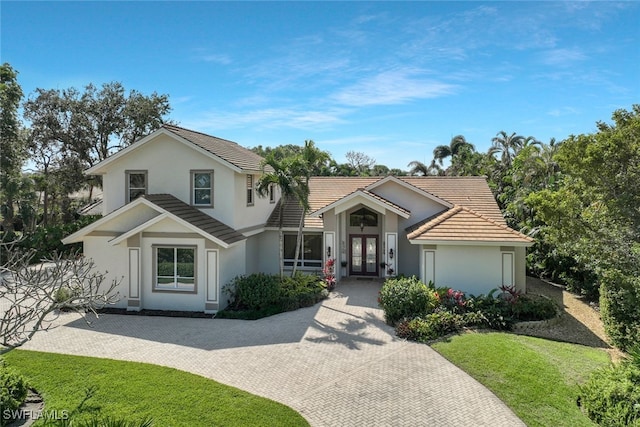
525;105;640;349
432;135;474;166
256;154;306;277
289;141;331;275
0;63;32;235
488;131;525;169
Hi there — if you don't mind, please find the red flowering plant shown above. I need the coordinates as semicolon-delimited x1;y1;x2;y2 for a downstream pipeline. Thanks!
435;287;467;314
323;258;336;291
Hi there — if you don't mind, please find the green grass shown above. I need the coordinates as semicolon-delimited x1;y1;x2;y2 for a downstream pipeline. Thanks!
4;350;308;427
431;332;611;427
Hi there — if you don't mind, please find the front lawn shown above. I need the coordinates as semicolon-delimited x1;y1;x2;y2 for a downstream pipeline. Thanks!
3;350;308;426
431;332;611;427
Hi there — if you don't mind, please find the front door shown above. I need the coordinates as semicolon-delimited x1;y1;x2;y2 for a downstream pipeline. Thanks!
349;235;378;276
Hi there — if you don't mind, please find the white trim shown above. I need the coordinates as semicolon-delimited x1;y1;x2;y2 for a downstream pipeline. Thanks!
323;231;335;265
206;250;219;303
502;252;515;287
409;239;533;247
128;248;141;299
311;190;410;219
385;232;397;277
422;249;436;285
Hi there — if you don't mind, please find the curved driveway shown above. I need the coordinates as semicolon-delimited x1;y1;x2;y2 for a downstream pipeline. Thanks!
23;281;524;426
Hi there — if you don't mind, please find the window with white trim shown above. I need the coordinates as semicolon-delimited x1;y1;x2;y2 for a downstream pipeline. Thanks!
154;246;196;292
246;174;254;206
284;233;322;268
126;171;147;202
192;170;213;207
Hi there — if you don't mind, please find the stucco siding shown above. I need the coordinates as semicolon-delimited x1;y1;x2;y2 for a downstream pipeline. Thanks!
83;237;129;309
100;134;237;226
372;181;448;220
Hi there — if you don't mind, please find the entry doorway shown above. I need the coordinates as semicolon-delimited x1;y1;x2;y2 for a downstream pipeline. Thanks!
349;235;378;276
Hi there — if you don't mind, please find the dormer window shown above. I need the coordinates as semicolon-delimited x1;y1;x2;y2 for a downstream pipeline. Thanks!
246;174;254;206
126;170;147;203
192;170;214;207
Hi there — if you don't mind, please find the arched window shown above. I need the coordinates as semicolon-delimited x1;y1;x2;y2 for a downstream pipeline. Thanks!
350;207;378;227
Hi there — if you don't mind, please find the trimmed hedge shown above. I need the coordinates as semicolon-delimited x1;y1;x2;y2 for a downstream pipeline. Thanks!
378;276;438;325
219;273;327;319
600;270;640;352
580;350;640;426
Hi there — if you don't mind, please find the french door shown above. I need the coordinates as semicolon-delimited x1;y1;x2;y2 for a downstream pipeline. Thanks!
349;235;378;276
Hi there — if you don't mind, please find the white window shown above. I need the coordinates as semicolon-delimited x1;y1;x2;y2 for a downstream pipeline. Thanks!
126;171;147;202
284;233;323;268
154;246;196;292
192;171;213;207
246;174;254;206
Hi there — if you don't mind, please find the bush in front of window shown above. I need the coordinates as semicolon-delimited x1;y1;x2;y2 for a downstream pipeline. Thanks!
220;273;327;319
225;273;281;311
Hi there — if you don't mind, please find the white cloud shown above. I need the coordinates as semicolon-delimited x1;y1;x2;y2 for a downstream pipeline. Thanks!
539;48;588;67
331;68;458;107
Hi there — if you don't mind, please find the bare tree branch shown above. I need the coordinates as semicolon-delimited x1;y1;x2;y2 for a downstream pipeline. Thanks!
0;243;120;355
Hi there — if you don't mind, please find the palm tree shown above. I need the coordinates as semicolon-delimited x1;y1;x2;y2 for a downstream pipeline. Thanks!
256;153;306;277
433;135;474;166
407;160;444;176
488;131;524;168
291;141;330;276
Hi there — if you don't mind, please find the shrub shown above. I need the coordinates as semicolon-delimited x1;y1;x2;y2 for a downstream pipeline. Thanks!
221;272;327;319
225;273;281;311
579;349;640;426
0;363;30;426
378;276;439;325
510;295;557;321
396;311;468;342
600;270;640;352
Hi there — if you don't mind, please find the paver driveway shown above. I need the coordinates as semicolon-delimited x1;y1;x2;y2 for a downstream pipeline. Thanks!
22;280;524;426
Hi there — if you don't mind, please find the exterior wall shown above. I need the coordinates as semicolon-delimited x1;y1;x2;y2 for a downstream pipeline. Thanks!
100;134;279;230
96;204;160;233
253;231;280;274
83;236;129;309
233;172;277;230
515;246;527;293
217;241;247;309
419;244;523;296
372;181;447;220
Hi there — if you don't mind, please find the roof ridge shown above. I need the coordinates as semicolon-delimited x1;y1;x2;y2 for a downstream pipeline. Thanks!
162;123;245;147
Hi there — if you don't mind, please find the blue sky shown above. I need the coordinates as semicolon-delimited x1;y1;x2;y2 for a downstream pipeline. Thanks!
3;1;639;170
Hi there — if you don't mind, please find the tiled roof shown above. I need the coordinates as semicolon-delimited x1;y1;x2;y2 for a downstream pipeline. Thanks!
144;194;245;245
162;124;266;172
266;176;506;230
406;205;533;244
400;177;505;224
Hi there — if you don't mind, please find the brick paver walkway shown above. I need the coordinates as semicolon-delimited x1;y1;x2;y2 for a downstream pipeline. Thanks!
22;280;524;426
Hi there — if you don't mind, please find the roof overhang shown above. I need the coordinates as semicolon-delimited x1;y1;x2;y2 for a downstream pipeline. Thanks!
63;197;241;249
408;239;534;247
310;189;411;219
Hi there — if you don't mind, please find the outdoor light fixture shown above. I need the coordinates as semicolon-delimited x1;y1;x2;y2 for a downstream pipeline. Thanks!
327;246;332;258
360;221;365;232
389;248;394;259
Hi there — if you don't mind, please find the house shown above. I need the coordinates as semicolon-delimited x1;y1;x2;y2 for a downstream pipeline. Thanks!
63;125;533;313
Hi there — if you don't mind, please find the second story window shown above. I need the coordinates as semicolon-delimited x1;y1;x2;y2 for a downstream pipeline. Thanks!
246;174;254;206
192;171;214;207
269;183;276;203
126;170;147;203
